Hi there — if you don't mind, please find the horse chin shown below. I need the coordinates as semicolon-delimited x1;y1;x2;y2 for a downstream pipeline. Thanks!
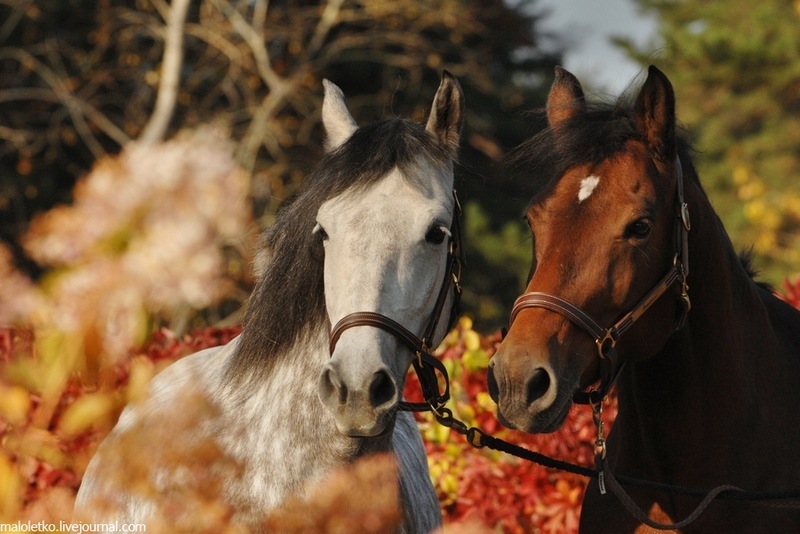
331;408;396;439
532;400;572;433
498;394;573;434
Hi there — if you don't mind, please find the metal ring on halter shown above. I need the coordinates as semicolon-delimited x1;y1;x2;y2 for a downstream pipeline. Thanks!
595;330;617;360
466;427;487;448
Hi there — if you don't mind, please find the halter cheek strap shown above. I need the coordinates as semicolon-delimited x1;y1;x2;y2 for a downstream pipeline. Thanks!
327;189;464;413
508;156;690;405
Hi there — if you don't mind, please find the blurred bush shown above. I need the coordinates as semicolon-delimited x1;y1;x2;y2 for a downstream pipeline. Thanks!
0;128;252;524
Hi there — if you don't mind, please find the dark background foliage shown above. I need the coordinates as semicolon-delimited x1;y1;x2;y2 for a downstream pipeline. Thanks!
1;0;562;329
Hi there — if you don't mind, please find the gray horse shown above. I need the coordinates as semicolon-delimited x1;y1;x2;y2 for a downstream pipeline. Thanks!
75;72;464;533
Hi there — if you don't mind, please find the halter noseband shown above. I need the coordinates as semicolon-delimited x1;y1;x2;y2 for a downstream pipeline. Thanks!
508;156;691;405
327;189;465;413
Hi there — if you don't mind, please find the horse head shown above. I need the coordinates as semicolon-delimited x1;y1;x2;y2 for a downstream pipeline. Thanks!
489;66;689;433
316;73;464;437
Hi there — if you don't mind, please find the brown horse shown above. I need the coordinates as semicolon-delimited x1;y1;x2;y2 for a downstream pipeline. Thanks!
488;65;800;532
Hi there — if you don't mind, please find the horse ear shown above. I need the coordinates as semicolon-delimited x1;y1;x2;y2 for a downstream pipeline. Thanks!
322;79;358;151
635;65;676;162
425;70;464;154
546;66;586;130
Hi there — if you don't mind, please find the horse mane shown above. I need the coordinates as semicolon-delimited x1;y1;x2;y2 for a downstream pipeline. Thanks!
505;96;703;200
738;248;774;290
226;118;452;382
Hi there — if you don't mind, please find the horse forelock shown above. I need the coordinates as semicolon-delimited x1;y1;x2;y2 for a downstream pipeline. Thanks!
506;97;702;202
226;118;454;382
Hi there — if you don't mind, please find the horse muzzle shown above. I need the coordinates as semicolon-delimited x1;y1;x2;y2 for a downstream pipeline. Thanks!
487;338;575;434
318;359;400;437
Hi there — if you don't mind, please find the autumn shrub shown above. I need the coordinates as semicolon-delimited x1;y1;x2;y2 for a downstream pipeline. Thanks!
5;298;800;531
1;321;608;533
0;127;252;525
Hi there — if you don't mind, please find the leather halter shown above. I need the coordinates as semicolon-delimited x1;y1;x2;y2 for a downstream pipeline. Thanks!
328;190;464;412
508;156;691;404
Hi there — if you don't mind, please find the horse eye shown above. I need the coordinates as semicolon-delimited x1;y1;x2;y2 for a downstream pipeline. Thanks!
522;214;535;232
425;225;450;245
625;218;652;239
312;222;328;241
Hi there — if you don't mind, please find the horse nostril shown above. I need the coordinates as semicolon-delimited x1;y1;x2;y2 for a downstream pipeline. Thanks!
525;368;551;405
487;365;499;402
320;366;348;405
369;369;396;408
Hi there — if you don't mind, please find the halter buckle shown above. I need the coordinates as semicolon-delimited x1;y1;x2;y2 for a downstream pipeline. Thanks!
416;340;430;367
681;202;691;232
595;330;617;360
451;259;462;285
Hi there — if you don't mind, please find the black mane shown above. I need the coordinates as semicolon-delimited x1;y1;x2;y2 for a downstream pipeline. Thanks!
227;118;451;380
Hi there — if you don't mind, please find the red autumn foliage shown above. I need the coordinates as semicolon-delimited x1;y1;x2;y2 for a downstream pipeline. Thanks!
0;326;242;517
404;328;616;533
3;323;608;532
5;274;800;532
782;275;800;309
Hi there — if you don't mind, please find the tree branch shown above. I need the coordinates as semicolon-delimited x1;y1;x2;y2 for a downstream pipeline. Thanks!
208;0;285;93
0;0;33;43
0;47;133;157
139;0;191;143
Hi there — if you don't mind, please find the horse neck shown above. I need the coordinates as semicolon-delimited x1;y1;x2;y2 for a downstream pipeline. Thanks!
220;325;393;475
681;187;775;363
613;180;800;474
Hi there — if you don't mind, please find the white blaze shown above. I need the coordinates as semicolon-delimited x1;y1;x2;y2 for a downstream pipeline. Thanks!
578;175;600;203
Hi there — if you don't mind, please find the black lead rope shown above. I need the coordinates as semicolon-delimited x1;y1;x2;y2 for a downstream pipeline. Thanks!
427;399;800;526
404;333;800;517
432;407;596;478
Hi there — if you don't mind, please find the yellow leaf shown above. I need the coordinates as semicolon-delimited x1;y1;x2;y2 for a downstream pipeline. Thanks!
2;427;67;468
0;385;31;425
58;392;116;436
0;453;21;521
463;330;481;351
432;421;451;444
454;404;475;427
462;348;489;372
440;473;458;495
732;166;749;185
126;356;155;404
476;391;497;414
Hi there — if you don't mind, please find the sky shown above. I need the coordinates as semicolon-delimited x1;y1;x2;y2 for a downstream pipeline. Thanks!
531;0;660;96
